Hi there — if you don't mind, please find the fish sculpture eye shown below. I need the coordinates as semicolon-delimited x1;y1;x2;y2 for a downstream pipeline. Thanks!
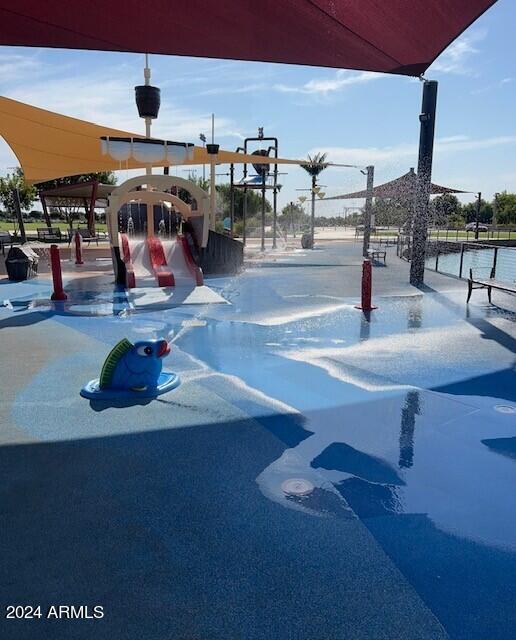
137;345;153;356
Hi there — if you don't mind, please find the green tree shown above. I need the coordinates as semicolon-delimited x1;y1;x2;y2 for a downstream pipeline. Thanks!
279;202;308;234
174;174;210;206
217;183;271;220
0;168;37;214
493;191;516;225
461;198;493;225
301;152;329;243
371;197;411;228
447;213;466;229
430;193;461;226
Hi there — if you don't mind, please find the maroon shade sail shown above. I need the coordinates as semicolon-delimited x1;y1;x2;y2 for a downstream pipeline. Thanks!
324;168;468;200
0;1;497;76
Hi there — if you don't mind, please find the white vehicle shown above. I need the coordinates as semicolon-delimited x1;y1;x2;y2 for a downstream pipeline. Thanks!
465;222;488;232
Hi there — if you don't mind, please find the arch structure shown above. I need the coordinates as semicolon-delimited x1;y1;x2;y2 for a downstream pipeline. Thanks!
107;174;210;249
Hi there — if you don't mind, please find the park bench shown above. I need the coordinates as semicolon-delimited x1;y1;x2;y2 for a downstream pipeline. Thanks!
374;236;397;246
37;227;63;242
467;268;516;303
67;228;102;246
367;247;387;264
0;230;19;255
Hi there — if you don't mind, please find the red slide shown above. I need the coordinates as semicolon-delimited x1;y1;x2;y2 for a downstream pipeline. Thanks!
119;233;136;288
147;236;175;287
179;234;204;286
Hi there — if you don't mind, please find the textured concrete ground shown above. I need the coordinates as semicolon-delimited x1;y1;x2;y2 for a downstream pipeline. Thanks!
0;241;514;640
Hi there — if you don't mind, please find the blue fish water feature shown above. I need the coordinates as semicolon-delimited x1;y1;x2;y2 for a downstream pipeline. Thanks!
81;338;180;400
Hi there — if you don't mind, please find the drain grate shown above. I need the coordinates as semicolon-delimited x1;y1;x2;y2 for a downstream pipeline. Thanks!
281;478;314;496
494;404;516;414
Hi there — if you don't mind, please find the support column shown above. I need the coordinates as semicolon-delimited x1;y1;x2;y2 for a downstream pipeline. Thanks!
12;188;26;244
362;165;374;257
206;118;219;231
272;159;278;249
310;175;316;248
410;80;438;286
210;160;216;230
261;180;266;251
88;180;98;233
475;191;481;240
40;192;52;228
243;188;248;245
229;163;235;235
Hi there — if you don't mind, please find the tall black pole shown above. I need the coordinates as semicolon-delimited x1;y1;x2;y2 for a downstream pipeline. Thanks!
475;191;481;240
410;80;438;286
310;175;316;248
243;188;247;245
261;179;266;251
272;173;278;249
12;188;26;244
362;165;374;257
229;163;235;235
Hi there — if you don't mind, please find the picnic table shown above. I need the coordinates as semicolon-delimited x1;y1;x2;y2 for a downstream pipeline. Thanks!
367;247;387;264
467;268;516;303
37;227;64;242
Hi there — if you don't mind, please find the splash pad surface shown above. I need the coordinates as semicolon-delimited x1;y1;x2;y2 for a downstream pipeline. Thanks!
1;241;514;640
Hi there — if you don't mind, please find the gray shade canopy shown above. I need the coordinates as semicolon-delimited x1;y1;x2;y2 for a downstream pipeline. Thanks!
323;168;468;200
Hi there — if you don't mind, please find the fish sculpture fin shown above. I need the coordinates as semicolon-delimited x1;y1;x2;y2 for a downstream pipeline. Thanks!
99;338;133;389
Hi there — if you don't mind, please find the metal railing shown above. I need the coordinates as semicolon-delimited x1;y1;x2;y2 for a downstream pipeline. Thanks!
431;227;515;242
398;235;516;283
371;225;516;242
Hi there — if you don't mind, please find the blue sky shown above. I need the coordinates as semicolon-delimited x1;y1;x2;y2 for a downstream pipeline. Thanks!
0;0;514;215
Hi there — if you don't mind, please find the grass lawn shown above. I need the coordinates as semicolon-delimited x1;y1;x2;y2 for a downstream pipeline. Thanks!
0;221;108;233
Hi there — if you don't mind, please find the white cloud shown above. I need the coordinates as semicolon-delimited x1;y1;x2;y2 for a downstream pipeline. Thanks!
5;64;245;143
274;70;383;95
310;134;516;168
0;52;44;82
470;77;514;95
429;30;486;76
198;83;267;96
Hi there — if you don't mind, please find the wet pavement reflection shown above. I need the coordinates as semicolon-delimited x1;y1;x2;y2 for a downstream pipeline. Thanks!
1;242;515;639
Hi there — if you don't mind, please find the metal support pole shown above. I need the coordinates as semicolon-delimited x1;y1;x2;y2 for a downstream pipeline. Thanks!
475;191;481;240
144;55;152;177
40;192;52;228
410;80;438;286
12;188;26;244
210;159;216;230
242;189;247;245
261;182;266;251
272;185;278;249
272;154;278;249
362;165;374;257
229;163;235;235
88;180;98;234
459;243;465;279
310;175;316;249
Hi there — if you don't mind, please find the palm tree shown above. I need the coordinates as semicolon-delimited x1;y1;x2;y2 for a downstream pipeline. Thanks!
301;153;329;247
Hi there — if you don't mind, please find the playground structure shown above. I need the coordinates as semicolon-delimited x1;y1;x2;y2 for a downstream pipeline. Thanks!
106;174;209;289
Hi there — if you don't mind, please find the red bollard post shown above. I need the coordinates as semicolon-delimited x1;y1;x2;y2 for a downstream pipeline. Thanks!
50;244;67;301
74;230;83;265
355;259;377;311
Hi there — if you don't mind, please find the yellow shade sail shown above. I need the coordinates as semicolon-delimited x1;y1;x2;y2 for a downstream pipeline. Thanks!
0;96;303;184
